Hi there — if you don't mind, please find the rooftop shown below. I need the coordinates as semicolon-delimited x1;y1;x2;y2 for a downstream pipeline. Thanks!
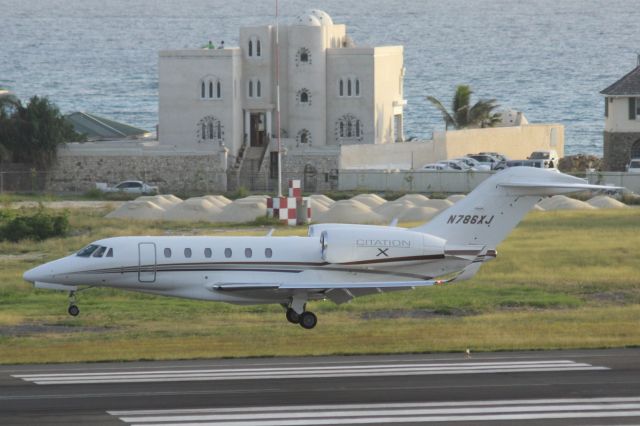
600;57;640;96
65;111;150;141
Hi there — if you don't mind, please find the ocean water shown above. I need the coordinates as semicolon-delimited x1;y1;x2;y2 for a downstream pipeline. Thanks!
1;0;638;155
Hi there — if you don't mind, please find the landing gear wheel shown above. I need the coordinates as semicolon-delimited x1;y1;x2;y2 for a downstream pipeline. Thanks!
68;304;80;317
299;311;317;329
286;308;300;324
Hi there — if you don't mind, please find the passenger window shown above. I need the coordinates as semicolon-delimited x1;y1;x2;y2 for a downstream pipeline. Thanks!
204;248;212;258
106;248;113;257
265;248;273;258
224;248;232;258
184;248;192;258
245;248;252;258
164;248;172;258
92;246;107;257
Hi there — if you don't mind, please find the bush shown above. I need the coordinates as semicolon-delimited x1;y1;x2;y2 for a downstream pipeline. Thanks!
0;209;69;242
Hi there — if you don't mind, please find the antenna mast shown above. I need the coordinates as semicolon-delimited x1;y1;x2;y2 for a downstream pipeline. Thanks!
275;0;283;197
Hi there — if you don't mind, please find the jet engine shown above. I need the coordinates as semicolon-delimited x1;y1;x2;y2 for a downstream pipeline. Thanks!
320;228;445;264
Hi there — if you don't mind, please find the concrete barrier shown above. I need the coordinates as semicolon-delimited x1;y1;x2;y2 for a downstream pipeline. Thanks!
338;169;493;193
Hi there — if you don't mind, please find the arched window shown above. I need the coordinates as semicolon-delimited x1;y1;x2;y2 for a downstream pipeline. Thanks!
297;88;311;105
248;80;253;97
248;39;253;57
257;80;261;97
197;116;224;145
336;114;363;142
297;129;311;145
256;39;261;56
296;47;311;66
347;79;352;96
355;79;360;96
339;79;344;97
200;76;221;100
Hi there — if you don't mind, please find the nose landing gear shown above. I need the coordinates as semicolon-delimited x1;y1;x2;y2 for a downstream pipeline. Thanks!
68;291;80;317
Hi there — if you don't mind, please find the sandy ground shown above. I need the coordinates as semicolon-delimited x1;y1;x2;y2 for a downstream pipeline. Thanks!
9;201;125;210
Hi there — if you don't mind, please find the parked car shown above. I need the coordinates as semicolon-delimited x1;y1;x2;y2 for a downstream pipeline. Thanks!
467;154;501;170
422;163;448;170
528;150;559;169
101;180;159;194
479;152;509;162
437;159;471;170
627;159;640;173
452;157;491;171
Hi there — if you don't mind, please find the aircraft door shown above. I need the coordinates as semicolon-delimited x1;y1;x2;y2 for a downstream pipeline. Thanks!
138;242;156;283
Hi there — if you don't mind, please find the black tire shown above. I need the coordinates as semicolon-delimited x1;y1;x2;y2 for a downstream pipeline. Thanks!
286;308;300;324
299;311;317;329
68;305;80;317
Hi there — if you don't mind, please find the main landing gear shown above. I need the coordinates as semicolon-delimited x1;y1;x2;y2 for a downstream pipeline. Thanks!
284;294;318;329
68;291;80;317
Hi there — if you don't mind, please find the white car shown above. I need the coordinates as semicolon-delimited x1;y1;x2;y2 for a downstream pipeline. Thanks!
103;180;159;194
627;159;640;173
453;157;491;171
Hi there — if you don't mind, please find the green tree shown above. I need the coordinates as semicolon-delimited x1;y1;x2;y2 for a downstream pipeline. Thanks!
0;96;84;168
427;85;501;130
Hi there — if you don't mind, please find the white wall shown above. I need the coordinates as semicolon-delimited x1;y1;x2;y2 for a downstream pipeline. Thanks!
587;171;640;194
340;124;565;169
605;97;640;132
339;169;493;192
158;49;243;154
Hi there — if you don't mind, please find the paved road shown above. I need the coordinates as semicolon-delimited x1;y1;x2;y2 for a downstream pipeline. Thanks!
1;348;639;425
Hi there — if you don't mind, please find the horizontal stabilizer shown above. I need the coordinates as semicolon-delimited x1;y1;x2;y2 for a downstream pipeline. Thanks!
498;181;622;196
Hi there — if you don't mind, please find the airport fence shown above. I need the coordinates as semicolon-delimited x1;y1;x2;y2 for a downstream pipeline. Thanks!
0;170;49;193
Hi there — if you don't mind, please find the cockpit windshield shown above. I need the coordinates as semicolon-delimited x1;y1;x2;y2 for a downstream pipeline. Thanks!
77;244;99;257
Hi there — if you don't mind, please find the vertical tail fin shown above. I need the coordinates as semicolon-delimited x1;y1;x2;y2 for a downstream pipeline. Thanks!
413;167;617;248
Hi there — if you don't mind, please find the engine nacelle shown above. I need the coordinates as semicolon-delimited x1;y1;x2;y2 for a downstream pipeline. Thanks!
320;227;445;264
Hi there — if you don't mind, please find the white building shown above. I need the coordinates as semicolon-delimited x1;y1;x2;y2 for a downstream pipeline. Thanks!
158;9;406;162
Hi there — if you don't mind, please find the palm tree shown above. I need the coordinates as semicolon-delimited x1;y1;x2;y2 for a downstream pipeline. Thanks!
427;85;501;130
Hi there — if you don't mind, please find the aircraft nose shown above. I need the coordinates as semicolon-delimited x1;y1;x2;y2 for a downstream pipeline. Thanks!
23;264;49;283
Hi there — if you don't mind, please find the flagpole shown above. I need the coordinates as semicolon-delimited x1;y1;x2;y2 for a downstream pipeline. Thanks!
275;0;283;198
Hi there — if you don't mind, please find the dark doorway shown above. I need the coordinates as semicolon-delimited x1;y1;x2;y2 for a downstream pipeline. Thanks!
250;113;266;147
304;163;317;193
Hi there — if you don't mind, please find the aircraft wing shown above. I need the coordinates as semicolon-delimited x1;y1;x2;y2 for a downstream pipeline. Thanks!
210;259;481;305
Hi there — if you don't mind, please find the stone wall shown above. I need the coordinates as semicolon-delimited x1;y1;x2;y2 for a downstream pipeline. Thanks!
281;146;340;193
48;144;228;194
603;131;640;171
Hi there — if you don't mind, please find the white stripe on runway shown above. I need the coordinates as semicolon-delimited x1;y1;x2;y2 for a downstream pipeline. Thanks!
108;397;640;425
12;360;607;385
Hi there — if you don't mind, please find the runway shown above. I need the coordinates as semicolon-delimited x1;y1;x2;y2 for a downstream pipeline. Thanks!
1;348;639;425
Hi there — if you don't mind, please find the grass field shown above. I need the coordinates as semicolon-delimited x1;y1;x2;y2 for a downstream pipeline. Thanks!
0;208;639;364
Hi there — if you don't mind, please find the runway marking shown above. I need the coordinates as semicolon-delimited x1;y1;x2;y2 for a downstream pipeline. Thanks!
108;397;640;425
12;360;607;385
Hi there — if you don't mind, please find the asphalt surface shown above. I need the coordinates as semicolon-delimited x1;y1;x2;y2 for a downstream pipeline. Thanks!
1;348;639;425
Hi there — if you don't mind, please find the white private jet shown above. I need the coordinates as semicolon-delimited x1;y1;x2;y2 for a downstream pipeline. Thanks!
23;167;615;329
